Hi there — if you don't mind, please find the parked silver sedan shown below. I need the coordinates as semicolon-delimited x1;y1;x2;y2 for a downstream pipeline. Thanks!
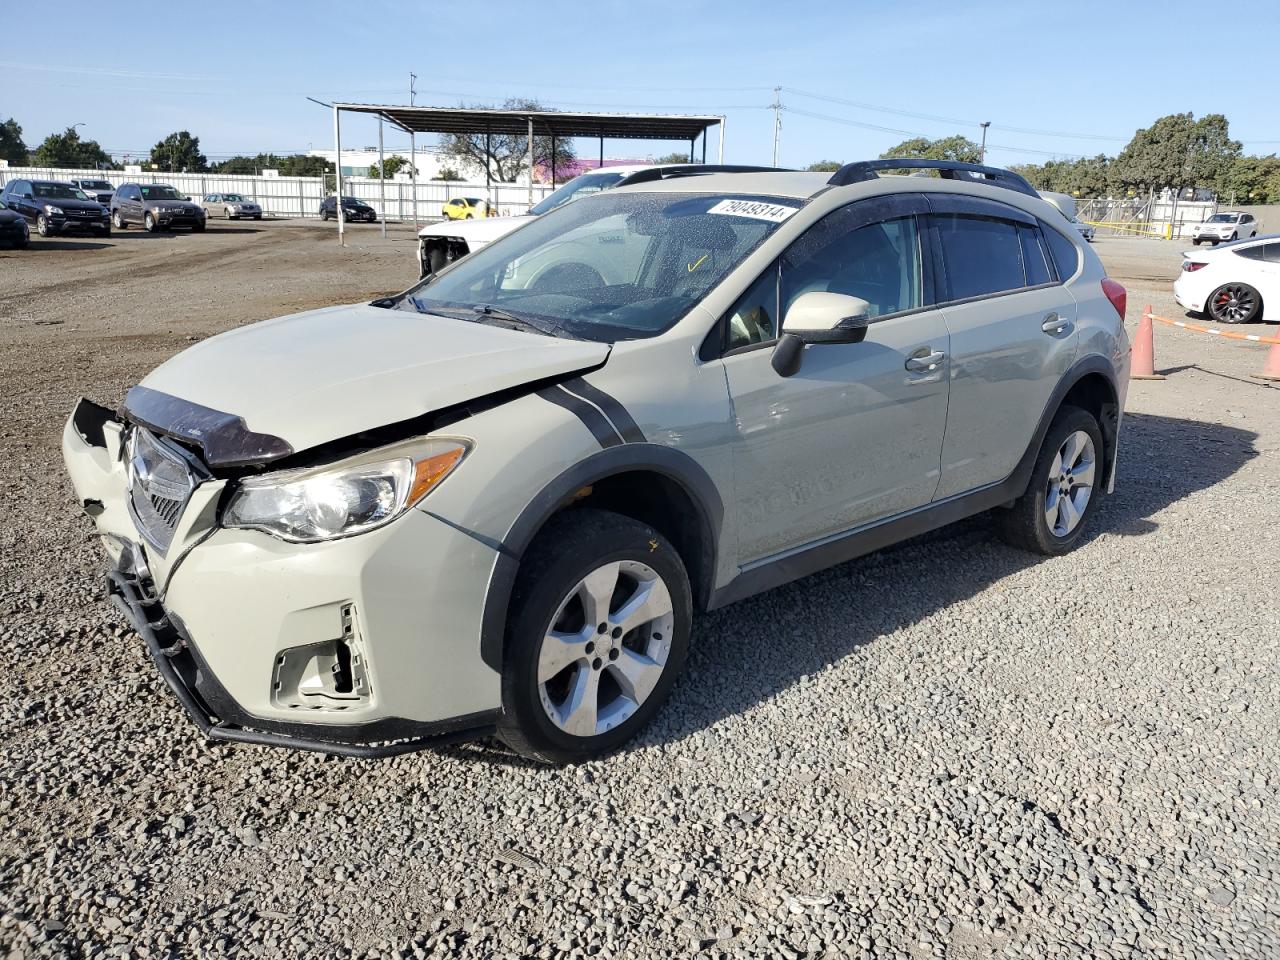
201;193;263;220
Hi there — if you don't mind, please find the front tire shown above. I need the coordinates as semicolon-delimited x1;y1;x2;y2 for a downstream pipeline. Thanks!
498;509;692;764
112;210;126;229
995;405;1103;556
36;215;50;237
1192;239;1201;246
144;212;158;233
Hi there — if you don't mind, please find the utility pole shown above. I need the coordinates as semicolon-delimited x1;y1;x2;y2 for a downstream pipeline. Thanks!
979;121;990;164
409;72;416;106
771;86;782;167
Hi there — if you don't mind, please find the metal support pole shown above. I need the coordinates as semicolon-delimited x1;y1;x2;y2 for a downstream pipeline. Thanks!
717;117;725;164
689;138;695;163
599;136;604;169
979;121;990;164
551;135;557;188
485;130;492;215
527;118;534;209
332;104;344;244
701;129;706;164
410;130;419;231
378;117;386;238
771;87;781;167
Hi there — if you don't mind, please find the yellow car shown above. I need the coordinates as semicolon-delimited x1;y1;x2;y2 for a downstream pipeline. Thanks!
441;197;493;220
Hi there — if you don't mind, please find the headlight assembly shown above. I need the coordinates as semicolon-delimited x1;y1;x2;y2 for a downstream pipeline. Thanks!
44;205;64;215
223;438;468;542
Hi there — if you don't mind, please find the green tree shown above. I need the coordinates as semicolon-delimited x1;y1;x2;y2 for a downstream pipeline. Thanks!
0;117;27;164
150;131;207;173
210;153;331;177
880;135;982;164
1223;154;1280;205
805;160;843;172
432;166;463;182
439;98;575;181
1012;155;1111;197
1109;112;1240;196
655;152;694;164
368;155;410;178
31;127;114;168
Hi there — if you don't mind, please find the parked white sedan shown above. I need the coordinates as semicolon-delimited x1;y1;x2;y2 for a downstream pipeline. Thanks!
1174;234;1280;323
201;193;263;220
1190;211;1259;245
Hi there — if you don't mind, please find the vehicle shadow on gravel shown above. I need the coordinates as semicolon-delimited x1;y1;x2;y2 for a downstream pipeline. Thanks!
19;240;113;252
633;411;1258;751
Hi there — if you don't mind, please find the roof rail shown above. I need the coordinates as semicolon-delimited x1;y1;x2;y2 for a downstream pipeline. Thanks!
828;158;1038;198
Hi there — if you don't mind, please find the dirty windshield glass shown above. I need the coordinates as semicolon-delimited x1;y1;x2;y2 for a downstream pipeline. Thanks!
33;183;85;200
529;171;628;215
140;185;183;200
400;192;800;342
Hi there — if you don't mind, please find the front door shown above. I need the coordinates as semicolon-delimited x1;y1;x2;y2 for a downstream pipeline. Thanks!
717;195;951;564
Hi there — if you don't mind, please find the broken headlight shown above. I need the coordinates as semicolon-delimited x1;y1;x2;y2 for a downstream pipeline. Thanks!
223;438;467;543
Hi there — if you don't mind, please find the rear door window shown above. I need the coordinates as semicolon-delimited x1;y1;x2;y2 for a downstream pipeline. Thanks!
935;214;1026;300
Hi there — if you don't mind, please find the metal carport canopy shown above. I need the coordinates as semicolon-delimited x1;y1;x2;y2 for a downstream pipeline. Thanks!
326;103;725;243
332;103;723;143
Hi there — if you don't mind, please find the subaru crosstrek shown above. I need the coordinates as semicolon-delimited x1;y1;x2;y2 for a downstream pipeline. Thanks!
63;160;1130;763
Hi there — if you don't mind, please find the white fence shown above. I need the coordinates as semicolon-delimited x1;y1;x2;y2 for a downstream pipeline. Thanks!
0;165;555;220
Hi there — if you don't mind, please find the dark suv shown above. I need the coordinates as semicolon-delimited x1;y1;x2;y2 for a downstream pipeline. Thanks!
111;183;206;232
0;179;111;237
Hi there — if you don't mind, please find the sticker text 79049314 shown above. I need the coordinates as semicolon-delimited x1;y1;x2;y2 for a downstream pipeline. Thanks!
706;199;798;223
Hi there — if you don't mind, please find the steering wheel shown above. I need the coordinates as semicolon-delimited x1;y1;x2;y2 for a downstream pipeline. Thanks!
530;262;606;295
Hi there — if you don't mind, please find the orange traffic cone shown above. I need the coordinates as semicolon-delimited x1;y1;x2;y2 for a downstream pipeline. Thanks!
1131;306;1166;380
1253;338;1280;383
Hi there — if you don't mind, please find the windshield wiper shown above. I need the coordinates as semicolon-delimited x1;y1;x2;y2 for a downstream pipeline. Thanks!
472;304;567;338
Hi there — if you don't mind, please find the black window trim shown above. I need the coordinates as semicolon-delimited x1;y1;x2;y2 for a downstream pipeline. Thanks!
704;193;937;362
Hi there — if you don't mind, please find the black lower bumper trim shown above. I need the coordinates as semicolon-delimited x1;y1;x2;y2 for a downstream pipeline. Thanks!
105;571;498;758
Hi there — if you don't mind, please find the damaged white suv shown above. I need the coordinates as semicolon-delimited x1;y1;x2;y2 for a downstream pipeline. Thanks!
64;160;1129;763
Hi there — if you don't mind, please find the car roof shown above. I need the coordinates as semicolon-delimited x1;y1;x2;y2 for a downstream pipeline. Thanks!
611;171;829;199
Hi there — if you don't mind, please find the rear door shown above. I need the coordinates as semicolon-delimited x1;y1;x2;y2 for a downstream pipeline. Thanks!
718;194;952;563
928;195;1079;500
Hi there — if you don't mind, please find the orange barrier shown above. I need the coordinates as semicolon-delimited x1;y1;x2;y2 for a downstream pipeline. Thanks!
1143;308;1280;383
1146;311;1280;346
1131;306;1164;380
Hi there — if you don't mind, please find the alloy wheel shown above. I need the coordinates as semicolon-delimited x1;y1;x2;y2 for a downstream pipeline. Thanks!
536;559;674;738
1209;285;1257;323
1045;430;1095;538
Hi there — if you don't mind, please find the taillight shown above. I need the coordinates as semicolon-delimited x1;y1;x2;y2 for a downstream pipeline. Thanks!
1101;278;1127;321
1182;260;1208;272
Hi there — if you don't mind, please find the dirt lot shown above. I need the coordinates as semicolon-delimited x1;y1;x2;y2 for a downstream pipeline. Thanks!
2;223;1278;959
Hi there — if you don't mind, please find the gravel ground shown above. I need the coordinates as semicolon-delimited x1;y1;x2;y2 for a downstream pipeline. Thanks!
1;227;1278;959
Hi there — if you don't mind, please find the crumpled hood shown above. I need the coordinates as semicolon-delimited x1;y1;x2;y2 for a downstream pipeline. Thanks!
418;215;533;247
134;303;610;461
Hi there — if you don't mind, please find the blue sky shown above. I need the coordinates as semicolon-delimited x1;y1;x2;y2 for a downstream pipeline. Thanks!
6;0;1279;169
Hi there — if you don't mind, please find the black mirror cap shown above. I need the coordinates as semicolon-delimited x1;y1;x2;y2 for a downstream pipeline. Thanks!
771;334;805;378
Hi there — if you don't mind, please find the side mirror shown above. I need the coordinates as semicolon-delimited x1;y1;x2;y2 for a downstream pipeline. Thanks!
771;292;873;377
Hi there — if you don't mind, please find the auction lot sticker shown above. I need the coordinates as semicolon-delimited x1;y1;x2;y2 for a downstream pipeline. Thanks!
708;199;798;223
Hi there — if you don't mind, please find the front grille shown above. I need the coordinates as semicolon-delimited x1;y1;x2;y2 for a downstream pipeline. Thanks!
126;427;200;554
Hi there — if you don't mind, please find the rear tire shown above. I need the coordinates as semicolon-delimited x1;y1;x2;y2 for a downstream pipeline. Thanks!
1207;282;1261;324
995;405;1103;557
497;509;692;764
1192;239;1201;246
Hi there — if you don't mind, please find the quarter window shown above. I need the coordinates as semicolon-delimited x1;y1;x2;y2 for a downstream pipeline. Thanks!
1041;222;1081;281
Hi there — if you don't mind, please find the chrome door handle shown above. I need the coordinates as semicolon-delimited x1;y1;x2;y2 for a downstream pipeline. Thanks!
1042;313;1073;336
905;350;946;373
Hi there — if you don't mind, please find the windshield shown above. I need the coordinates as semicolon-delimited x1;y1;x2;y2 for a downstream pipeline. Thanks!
529;171;629;216
1207;213;1239;223
340;196;363;204
223;193;245;202
398;192;799;342
81;180;112;190
33;183;86;200
140;185;183;201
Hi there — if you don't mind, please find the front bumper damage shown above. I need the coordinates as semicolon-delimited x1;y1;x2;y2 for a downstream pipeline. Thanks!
65;397;502;758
